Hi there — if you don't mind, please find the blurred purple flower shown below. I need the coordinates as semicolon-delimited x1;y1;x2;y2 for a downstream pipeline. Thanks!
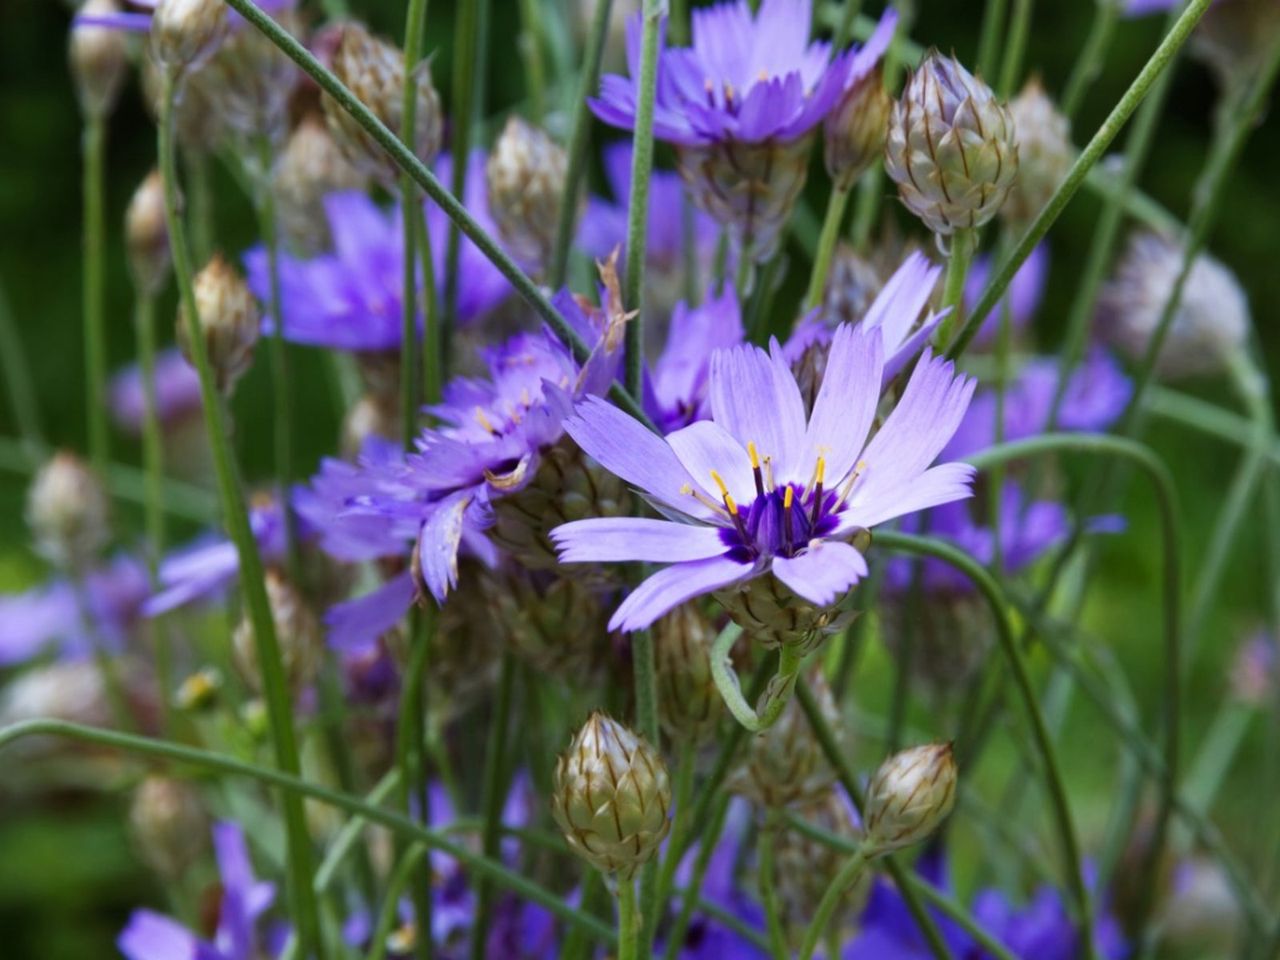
108;348;203;435
644;287;745;432
963;243;1050;348
553;328;975;631
75;0;292;33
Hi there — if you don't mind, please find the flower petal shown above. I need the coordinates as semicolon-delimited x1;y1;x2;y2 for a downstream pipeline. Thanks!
666;420;756;505
609;557;754;632
804;324;883;485
324;571;416;653
709;340;807;480
771;540;867;607
551;518;729;564
838;462;976;532
118;910;199;960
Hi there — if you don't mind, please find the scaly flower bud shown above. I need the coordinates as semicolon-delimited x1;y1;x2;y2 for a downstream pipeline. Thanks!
551;712;671;879
486;568;609;680
273;117;368;254
177;254;261;394
150;0;228;72
1001;78;1072;225
232;571;322;695
775;789;870;933
863;742;957;856
824;66;892;191
141;55;228;153
197;6;301;147
654;604;724;742
26;452;111;569
715;567;859;655
486;116;570;271
126;170;172;297
730;671;842;809
129;776;209;880
69;0;129;119
324;22;443;187
678;136;814;264
1098;231;1250;379
885;51;1018;236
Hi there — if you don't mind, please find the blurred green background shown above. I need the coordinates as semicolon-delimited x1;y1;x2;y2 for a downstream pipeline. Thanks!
1;0;1278;956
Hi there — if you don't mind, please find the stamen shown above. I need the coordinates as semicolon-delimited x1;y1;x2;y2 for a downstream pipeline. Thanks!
810;457;826;526
748;441;764;497
835;459;867;508
763;456;776;493
681;482;728;519
782;485;794;553
757;69;769;83
474;407;498;435
709;470;730;499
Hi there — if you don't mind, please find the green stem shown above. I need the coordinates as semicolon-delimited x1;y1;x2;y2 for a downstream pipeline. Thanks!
804;186;850;309
158;69;324;960
623;0;663;398
549;0;614;288
798;844;868;960
759;819;790;960
937;229;975;346
0;719;619;947
650;740;695;947
996;0;1033;98
795;679;957;960
976;0;1008;80
83;113;109;473
314;770;401;895
662;795;732;960
947;0;1214;360
395;608;434;960
400;0;430;448
185;151;215;265
470;652;516;960
416;204;441;407
1061;0;1119;119
517;0;548;122
0;277;44;449
710;624;804;731
617;878;639;960
631;628;660;956
1145;387;1280;464
365;844;427;960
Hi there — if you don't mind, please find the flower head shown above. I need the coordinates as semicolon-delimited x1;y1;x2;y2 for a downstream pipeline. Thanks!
554;322;975;633
963;242;1049;349
644;287;745;433
109;348;204;435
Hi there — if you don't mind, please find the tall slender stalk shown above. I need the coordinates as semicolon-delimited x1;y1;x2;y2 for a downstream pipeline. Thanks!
399;0;430;446
996;0;1033;97
798;844;869;960
1061;0;1119;118
517;0;548;122
623;0;663;398
394;608;435;960
157;69;324;960
805;186;851;309
759;819;790;960
82;114;109;473
975;0;1008;80
470;652;516;960
617;878;639;960
937;229;975;345
0;277;44;451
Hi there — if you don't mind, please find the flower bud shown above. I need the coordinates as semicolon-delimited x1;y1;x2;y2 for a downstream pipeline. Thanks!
485;567;608;680
273;116;368;254
150;0;228;72
715;574;855;654
824;65;892;191
730;671;842;809
26;452;111;569
654;604;723;742
125;170;172;297
1098;231;1250;380
863;742;957;856
232;571;322;695
486;116;569;271
1001;78;1071;225
129;776;209;880
775;789;870;933
551;712;671;879
69;0;130;119
885;51;1018;236
197;7;301;147
678;136;814;264
177;254;261;393
323;22;443;187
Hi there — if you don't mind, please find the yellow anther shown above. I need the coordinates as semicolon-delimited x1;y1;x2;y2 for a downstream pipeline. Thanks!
680;483;693;495
709;470;730;499
748;441;760;470
783;486;794;510
815;457;826;485
724;493;739;516
474;407;497;434
757;69;770;82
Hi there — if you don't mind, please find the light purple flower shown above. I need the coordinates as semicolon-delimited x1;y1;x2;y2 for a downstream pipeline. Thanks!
0;555;149;666
75;0;292;34
784;251;947;387
590;0;880;147
118;822;277;960
243;153;511;350
963;242;1050;348
108;348;204;434
644;288;745;432
552;327;976;631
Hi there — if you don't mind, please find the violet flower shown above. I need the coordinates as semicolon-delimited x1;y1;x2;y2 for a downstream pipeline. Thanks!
552;327;976;632
644;287;745;433
118;822;278;960
963;242;1050;349
108;348;203;434
75;0;291;33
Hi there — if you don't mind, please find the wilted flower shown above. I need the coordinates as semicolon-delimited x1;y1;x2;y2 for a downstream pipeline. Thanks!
863;742;957;856
176;254;261;394
125;171;172;297
552;712;671;879
324;21;443;187
591;0;895;262
553;321;975;646
486;116;570;271
69;0;129;118
27;452;111;570
1098;231;1250;379
1003;79;1072;225
272;116;368;254
885;51;1018;236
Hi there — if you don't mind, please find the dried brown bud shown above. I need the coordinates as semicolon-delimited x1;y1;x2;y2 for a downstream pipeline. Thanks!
232;571;322;695
26;452;111;569
486;116;569;270
177;254;261;394
126;170;172;297
150;0;228;72
1001;78;1072;225
273;116;368;254
69;0;130;119
824;65;892;190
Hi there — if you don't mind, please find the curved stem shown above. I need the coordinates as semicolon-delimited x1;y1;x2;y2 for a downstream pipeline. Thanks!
158;70;323;960
797;844;868;960
549;0;613;288
710;624;804;731
82;113;109;473
947;0;1214;360
0;719;618;947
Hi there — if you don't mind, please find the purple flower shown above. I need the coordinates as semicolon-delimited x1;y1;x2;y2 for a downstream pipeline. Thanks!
552;327;976;632
784;251;947;387
243;153;511;350
590;0;867;147
1121;0;1182;15
76;0;292;33
118;822;277;960
963;243;1050;349
0;555;150;666
578;142;717;274
108;349;204;434
644;288;745;432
